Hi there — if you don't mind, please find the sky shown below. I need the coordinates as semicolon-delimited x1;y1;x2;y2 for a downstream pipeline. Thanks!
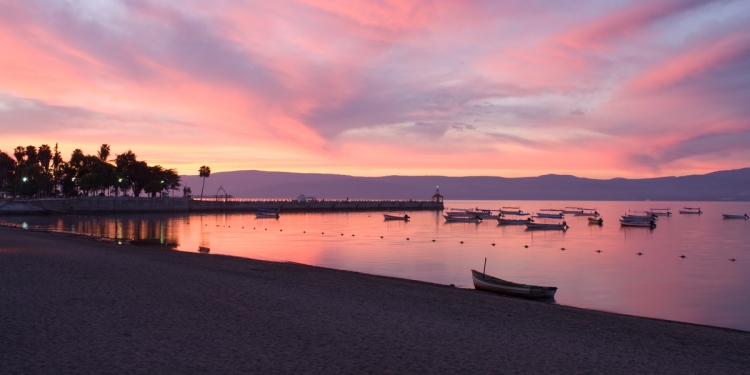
1;0;749;178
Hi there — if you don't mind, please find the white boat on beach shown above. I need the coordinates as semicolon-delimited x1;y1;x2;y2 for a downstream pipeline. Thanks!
471;270;557;299
722;214;749;220
384;213;410;221
525;221;568;230
444;215;481;223
679;207;702;215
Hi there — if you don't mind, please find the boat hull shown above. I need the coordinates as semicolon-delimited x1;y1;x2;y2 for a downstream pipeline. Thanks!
255;213;279;219
525;222;568;230
588;217;603;225
384;214;409;220
497;218;532;225
471;270;557;299
620;220;655;228
443;215;481;223
722;214;749;220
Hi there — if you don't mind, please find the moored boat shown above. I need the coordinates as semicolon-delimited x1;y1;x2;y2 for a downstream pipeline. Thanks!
384;213;410;220
620;219;656;228
679;207;702;215
444;215;481;223
722;214;749;220
574;208;599;217
497;216;534;225
525;221;568;230
471;270;557;299
535;212;564;219
622;213;657;220
588;217;603;225
645;208;672;217
255;212;279;218
561;207;583;214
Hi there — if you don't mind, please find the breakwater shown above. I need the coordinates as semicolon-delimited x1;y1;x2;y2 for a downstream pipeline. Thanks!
0;197;444;214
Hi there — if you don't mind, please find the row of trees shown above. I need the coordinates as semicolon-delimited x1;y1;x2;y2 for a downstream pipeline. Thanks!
0;144;181;198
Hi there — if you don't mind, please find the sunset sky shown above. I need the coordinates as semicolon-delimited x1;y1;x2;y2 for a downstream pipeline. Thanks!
1;0;749;178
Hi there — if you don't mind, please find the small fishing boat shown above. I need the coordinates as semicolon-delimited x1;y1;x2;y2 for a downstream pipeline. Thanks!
561;207;583;214
722;214;749;220
539;208;562;212
645;208;672;217
497;216;533;225
620;219;656;228
471;270;557;299
384;213;410;220
525;221;568;230
255;212;279;219
535;212;564;219
588;217;603;225
622;213;657;220
499;206;526;215
466;209;502;219
679;207;702;215
444;215;481;223
574;208;599;217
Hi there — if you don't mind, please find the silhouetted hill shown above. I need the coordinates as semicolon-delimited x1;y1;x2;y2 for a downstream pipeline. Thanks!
180;168;750;201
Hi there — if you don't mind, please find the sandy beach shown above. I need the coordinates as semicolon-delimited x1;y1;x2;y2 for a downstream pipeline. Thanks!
1;226;749;374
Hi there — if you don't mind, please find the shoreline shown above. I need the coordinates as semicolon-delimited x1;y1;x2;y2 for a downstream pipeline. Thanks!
2;226;750;374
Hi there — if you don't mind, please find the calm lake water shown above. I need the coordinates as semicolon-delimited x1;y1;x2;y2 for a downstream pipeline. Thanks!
4;200;750;331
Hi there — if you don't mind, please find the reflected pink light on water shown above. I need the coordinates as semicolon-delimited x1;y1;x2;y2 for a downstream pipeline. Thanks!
5;200;750;331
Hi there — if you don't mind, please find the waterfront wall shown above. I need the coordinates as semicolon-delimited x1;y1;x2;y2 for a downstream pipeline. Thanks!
0;197;443;214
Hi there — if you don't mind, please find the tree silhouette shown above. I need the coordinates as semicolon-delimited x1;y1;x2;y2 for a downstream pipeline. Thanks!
97;144;110;162
199;165;211;199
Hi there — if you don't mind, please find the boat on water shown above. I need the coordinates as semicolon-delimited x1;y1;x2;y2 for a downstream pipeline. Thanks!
444;215;481;223
722;214;749;220
255;212;279;218
645;208;672;217
525;221;568;230
561;207;583;214
384;213;410;221
535;212;564;219
471;270;557;299
588;217;603;225
622;212;657;220
499;206;527;215
466;209;502;219
497;216;534;225
574;208;599;217
679;207;702;215
620;219;656;228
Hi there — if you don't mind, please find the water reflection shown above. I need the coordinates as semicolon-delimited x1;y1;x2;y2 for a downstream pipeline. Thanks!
2;200;750;331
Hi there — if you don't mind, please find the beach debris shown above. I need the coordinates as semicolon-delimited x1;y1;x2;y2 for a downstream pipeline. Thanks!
679;255;686;258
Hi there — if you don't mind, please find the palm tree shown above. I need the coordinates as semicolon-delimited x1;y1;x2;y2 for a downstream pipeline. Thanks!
97;144;110;162
199;165;211;199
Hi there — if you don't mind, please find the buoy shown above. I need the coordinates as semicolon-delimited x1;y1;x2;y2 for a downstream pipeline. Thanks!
352;234;355;236
637;252;643;256
460;241;464;244
407;238;410;240
491;243;496;246
432;239;435;242
679;255;686;258
561;247;565;250
729;258;736;262
341;234;344;236
524;245;528;248
596;250;602;253
380;236;383;238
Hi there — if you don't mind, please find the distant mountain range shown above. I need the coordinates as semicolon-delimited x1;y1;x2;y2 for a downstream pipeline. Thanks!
179;168;750;201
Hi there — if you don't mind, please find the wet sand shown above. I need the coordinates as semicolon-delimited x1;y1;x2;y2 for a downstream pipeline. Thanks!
1;226;749;374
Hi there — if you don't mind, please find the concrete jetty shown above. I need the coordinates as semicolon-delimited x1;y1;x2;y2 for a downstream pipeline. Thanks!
0;197;444;215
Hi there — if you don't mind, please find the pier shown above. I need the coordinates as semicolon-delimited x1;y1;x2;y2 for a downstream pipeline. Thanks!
0;197;444;215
